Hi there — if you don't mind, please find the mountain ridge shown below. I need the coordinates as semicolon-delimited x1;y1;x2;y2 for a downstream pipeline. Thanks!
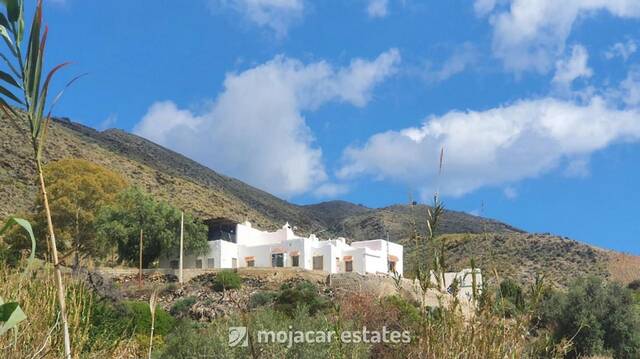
2;115;639;286
47;117;522;238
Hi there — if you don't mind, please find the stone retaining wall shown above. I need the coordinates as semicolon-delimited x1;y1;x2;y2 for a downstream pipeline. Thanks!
96;266;329;282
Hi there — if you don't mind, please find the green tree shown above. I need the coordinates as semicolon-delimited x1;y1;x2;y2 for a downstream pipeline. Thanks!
95;187;208;266
497;278;525;317
32;159;127;267
540;276;640;358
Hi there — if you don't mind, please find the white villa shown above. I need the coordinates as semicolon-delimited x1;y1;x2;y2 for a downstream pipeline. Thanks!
160;221;403;275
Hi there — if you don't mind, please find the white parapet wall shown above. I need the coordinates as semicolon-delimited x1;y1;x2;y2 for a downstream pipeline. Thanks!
430;268;483;302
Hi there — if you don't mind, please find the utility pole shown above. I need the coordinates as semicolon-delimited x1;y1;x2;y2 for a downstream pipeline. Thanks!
139;228;144;288
179;211;184;283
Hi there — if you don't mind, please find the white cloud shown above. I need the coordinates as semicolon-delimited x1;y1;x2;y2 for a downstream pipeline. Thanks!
552;44;592;88
210;0;304;37
602;67;640;107
134;50;400;198
426;43;478;82
620;68;640;107
98;114;118;131
473;0;497;16
605;39;638;61
503;186;518;199
367;0;389;18
475;0;640;73
313;183;350;198
338;96;640;199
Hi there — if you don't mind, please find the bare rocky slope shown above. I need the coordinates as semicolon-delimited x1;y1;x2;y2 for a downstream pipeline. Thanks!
2;115;639;286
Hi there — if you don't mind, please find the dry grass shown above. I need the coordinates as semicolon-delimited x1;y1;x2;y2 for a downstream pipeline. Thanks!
606;251;640;285
335;290;567;359
0;264;141;358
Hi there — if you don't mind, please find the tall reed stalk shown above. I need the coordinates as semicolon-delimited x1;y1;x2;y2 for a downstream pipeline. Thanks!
0;1;81;357
148;288;159;359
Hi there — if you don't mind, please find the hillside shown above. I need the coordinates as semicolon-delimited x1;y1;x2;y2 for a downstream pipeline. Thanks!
2;115;639;286
0;116;517;236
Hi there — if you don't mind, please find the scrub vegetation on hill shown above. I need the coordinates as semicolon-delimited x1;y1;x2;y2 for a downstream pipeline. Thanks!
2;1;640;358
3;116;639;288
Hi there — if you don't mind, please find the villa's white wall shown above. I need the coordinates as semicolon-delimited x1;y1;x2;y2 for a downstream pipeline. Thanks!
338;246;364;273
177;240;239;269
364;251;387;274
351;240;384;251
302;237;317;270
351;240;403;275
237;236;310;268
215;239;239;268
235;222;295;246
388;241;403;275
160;222;404;276
159;239;224;269
309;243;338;273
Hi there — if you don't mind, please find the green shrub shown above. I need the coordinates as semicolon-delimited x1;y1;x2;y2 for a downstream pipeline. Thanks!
155;320;234;359
156;308;370;359
213;270;242;292
87;302;135;350
275;280;330;316
0;244;20;267
124;301;175;336
249;291;278;308
498;279;525;316
540;276;640;358
628;279;640;291
170;296;196;317
383;295;421;325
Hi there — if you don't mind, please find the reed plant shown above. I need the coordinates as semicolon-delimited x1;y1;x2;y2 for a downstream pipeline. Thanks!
0;1;83;356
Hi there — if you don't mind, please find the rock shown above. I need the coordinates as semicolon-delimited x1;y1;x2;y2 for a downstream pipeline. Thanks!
74;268;122;302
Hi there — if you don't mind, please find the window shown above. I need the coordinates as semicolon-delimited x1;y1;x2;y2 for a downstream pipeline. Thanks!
345;260;353;272
336;257;340;272
247;259;255;267
271;253;284;267
313;256;323;270
388;260;396;273
292;255;299;267
207;258;215;268
232;258;238;268
170;260;179;269
196;259;203;269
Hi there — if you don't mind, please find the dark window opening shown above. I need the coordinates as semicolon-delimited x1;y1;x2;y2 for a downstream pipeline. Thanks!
313;256;323;270
204;218;237;242
271;253;284;267
292;255;299;267
345;261;353;272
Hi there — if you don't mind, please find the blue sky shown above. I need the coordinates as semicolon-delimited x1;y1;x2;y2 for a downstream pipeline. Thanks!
39;0;640;253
